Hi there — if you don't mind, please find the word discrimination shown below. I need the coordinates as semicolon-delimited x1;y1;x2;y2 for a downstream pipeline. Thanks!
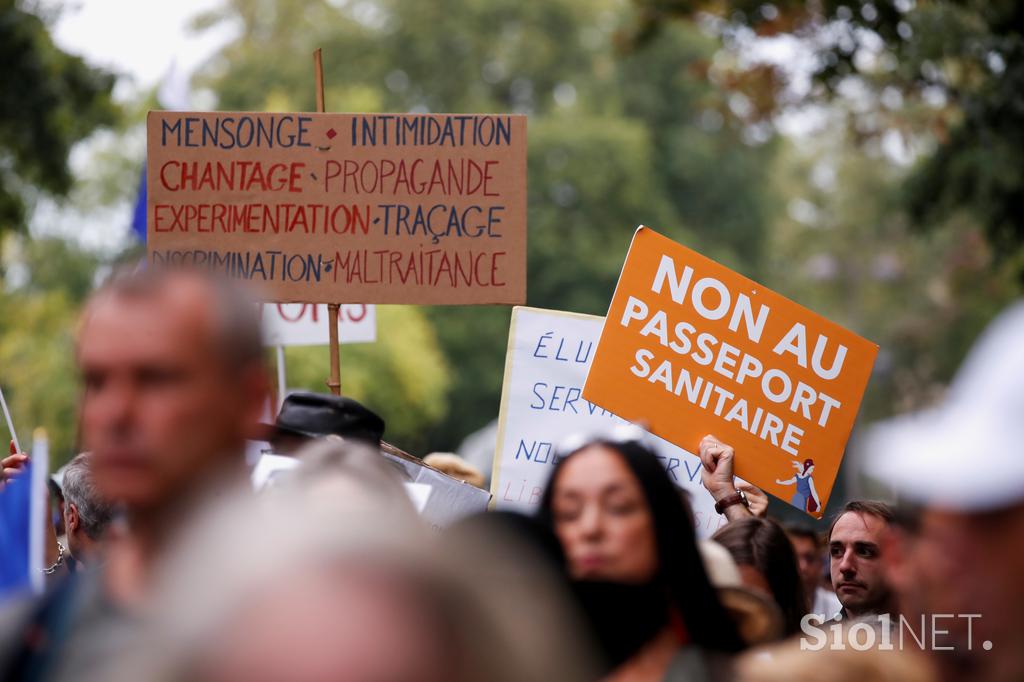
151;247;508;289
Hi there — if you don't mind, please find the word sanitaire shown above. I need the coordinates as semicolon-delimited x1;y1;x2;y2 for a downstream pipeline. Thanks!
151;247;508;289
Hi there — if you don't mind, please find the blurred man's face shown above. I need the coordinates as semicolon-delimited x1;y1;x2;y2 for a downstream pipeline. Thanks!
197;567;454;682
829;511;892;617
889;506;1024;682
78;282;260;513
790;534;824;596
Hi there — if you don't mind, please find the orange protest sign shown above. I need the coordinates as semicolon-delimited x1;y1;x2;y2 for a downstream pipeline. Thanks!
583;227;878;517
147;111;526;305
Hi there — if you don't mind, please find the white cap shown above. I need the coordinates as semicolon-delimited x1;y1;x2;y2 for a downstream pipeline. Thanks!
864;302;1024;511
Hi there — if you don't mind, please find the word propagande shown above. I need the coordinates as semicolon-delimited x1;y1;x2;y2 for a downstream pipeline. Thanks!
323;158;500;196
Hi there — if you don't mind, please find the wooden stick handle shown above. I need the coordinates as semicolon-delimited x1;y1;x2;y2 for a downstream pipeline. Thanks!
314;48;326;114
326;303;341;396
314;48;342;395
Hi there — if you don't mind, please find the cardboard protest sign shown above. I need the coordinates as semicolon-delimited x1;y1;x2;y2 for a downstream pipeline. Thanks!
583;227;878;518
147;112;526;304
492;306;732;537
260;303;376;346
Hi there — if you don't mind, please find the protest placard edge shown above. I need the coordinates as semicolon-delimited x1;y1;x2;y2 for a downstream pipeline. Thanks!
582;225;647;401
488;306;523;508
489;306;606;508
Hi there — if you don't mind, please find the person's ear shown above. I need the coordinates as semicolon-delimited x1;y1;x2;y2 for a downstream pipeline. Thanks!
66;502;80;534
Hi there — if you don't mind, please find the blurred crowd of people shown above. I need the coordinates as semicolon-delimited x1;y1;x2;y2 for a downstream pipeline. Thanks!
0;268;1021;682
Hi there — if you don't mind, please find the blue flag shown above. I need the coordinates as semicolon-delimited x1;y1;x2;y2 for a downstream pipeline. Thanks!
131;167;147;243
131;60;192;245
0;459;34;599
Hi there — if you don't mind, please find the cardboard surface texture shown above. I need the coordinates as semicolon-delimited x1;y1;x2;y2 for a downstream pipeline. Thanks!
148;111;526;304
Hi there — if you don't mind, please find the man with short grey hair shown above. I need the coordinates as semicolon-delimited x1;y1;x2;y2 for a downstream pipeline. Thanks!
0;267;271;680
60;452;114;566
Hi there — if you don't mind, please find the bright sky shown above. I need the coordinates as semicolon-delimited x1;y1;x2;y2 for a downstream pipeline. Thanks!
31;1;899;254
28;0;233;251
50;0;229;95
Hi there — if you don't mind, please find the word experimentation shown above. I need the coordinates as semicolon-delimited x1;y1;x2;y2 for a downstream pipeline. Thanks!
147;111;527;305
583;227;878;517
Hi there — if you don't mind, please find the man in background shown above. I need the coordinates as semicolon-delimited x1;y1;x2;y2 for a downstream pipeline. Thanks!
826;500;896;621
59;453;114;568
263;391;385;455
785;524;841;619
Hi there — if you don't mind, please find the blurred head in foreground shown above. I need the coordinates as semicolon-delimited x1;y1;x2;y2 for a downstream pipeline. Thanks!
77;268;268;516
866;302;1024;682
734;631;936;682
538;433;744;674
113;438;592;682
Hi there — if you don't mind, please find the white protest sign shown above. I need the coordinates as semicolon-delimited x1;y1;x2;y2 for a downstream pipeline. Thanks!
251;452;298;489
379;447;491;528
260;303;376;346
403;482;433;513
250;452;438;516
491;306;731;538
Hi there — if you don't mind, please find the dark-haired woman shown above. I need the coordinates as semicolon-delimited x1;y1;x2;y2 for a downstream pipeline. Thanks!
538;435;745;681
712;518;807;637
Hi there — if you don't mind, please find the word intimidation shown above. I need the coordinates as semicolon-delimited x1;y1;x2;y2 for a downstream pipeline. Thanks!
350;115;514;147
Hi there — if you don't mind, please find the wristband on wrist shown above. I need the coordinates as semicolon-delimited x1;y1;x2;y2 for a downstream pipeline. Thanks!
714;490;748;515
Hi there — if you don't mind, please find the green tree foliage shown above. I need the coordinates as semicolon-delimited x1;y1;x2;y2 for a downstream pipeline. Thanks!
1;0;1011;500
623;0;1024;273
0;1;118;237
765;119;1019;421
193;0;779;450
759;119;1019;524
0;236;105;464
281;305;451;454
